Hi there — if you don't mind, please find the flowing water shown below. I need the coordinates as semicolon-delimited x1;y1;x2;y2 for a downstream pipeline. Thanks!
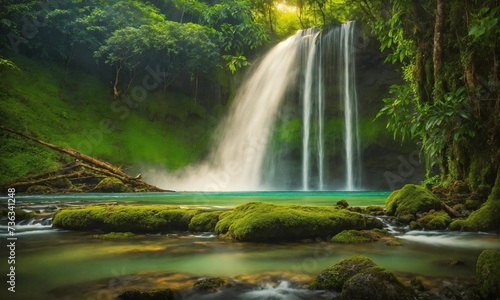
1;192;499;299
145;23;362;192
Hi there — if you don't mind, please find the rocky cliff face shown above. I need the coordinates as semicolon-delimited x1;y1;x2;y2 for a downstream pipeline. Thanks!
353;24;426;190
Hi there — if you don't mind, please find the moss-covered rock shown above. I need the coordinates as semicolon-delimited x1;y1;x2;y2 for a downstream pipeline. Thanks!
413;210;452;230
310;256;377;290
475;250;500;299
0;209;35;221
450;170;500;232
363;205;385;216
215;202;383;242
336;200;349;208
25;185;54;194
52;205;201;233
49;178;73;189
386;184;442;223
331;229;389;244
385;239;403;246
193;277;225;292
341;267;414;300
188;211;222;232
98;231;135;239
118;288;174;300
93;177;132;193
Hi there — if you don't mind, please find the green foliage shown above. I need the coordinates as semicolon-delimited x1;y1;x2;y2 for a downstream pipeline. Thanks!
0;57;19;72
215;202;383;241
0;54;214;183
356;0;500;186
468;6;499;42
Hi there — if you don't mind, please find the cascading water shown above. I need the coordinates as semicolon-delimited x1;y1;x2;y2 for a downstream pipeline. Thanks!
297;22;361;191
146;22;361;191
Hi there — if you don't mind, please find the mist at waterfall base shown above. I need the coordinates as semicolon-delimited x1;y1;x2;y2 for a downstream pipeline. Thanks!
145;23;362;192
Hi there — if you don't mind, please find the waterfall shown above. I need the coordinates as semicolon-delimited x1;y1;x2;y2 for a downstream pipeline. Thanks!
340;22;361;190
299;22;361;191
146;23;361;191
301;29;320;191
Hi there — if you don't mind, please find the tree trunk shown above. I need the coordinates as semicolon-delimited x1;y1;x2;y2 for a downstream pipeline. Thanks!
433;0;445;100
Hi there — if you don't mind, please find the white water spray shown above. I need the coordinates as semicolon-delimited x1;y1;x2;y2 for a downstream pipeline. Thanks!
145;23;361;191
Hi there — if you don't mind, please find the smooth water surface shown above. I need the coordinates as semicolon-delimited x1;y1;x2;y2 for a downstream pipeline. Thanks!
13;191;390;208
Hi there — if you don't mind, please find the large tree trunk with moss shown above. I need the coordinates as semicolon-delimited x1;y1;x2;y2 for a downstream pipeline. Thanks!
432;0;445;100
450;167;500;232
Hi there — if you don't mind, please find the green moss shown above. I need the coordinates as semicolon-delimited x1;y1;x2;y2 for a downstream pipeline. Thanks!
416;210;452;230
215;202;383;242
189;211;222;232
363;205;385;216
0;209;35;221
0;54;216;184
385;239;403;246
386;184;442;217
450;170;500;232
98;232;135;239
336;200;349;208
193;277;225;292
475;250;500;299
310;256;377;290
52;205;202;233
341;267;414;300
118;289;174;300
25;185;55;194
331;229;389;244
93;177;132;193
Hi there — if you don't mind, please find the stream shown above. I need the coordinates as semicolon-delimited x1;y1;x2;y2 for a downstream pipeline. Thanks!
1;191;499;299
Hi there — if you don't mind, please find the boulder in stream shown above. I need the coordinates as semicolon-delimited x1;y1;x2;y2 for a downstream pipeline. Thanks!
215;202;383;242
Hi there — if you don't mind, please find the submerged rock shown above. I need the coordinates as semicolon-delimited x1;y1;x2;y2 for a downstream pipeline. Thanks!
341;267;414;300
193;277;225;292
475;249;500;299
97;231;135;239
118;288;174;300
215;202;383;242
311;255;414;300
310;256;377;290
331;229;390;244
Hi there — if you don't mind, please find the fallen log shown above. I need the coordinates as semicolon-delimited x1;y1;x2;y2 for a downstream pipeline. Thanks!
1;125;130;179
0;126;171;193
